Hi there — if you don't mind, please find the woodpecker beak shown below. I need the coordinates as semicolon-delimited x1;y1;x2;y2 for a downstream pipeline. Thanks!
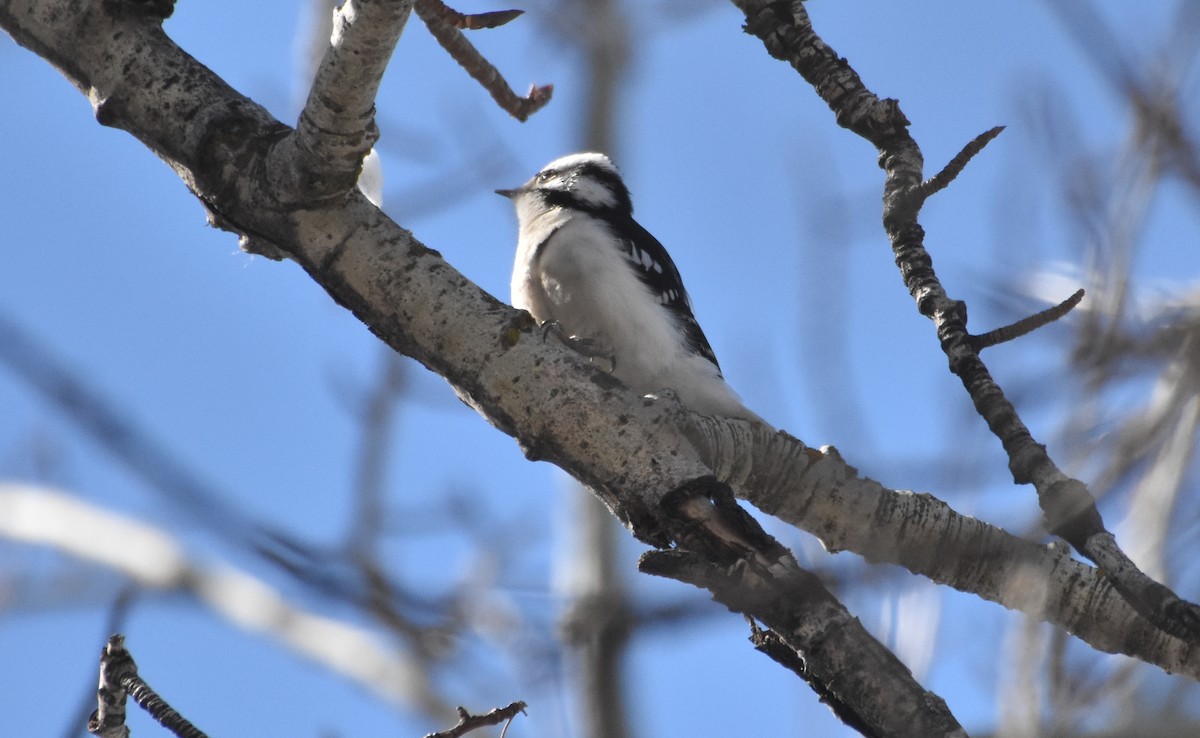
495;187;519;199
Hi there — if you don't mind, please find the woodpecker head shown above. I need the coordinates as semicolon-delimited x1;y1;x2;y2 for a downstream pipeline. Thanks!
496;152;633;217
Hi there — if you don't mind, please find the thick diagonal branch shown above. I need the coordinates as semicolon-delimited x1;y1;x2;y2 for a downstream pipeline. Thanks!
682;418;1197;677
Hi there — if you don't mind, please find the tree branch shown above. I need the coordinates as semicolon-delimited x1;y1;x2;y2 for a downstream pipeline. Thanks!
654;475;969;736
681;420;1198;678
920;125;1005;199
968;289;1086;350
414;0;553;122
259;0;413;223
0;485;451;715
731;0;1200;642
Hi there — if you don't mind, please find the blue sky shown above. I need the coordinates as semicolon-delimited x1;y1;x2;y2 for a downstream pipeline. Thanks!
2;2;1197;737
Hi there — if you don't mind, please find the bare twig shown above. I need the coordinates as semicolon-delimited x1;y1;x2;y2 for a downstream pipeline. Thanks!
416;0;522;30
920;125;1006;199
88;635;209;738
123;673;208;738
347;350;407;560
415;0;553;121
969;289;1086;350
425;702;528;738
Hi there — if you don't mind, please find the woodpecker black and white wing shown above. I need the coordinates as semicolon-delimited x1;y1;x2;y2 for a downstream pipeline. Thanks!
606;215;722;371
500;151;768;424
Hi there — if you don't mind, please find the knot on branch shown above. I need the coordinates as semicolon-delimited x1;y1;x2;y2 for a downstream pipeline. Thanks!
936;300;969;347
889;223;942;316
741;0;805;44
838;96;909;140
1004;436;1047;486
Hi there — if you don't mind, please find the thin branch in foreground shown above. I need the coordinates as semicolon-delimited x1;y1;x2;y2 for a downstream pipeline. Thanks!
969;288;1086;350
88;634;209;738
425;702;528;738
414;0;553;121
919;125;1006;199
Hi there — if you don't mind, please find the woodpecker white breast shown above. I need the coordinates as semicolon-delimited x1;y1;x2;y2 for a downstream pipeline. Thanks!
498;152;762;423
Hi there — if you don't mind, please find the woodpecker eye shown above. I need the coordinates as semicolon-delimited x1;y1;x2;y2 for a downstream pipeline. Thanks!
535;171;553;183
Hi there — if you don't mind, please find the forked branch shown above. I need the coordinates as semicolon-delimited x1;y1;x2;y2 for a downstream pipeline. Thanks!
415;0;553;121
268;0;414;206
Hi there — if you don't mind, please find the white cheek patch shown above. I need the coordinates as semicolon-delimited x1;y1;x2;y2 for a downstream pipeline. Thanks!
568;176;617;210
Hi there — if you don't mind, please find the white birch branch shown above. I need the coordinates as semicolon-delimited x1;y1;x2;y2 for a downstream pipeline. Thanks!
0;484;451;717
